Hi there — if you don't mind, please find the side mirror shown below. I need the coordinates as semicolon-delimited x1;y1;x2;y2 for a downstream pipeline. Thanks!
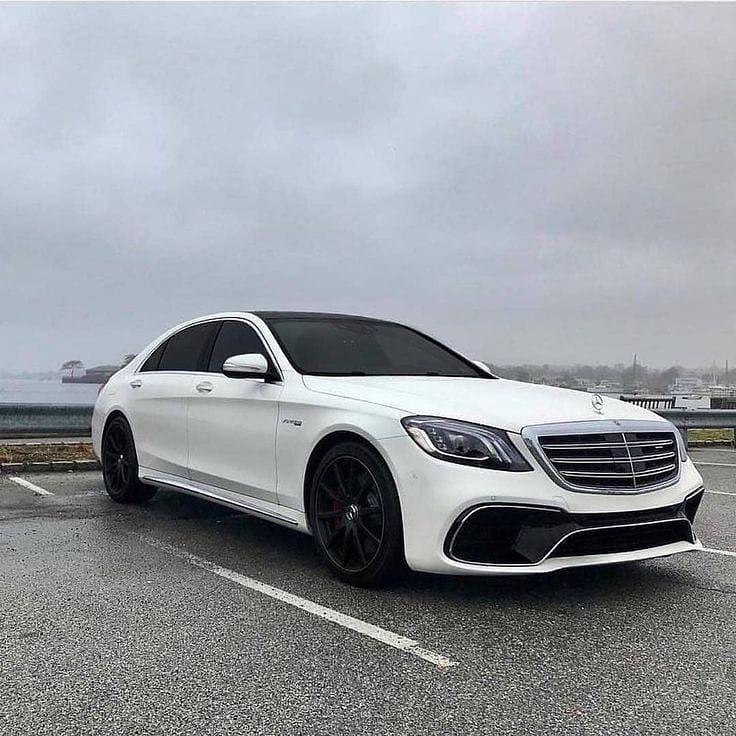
222;353;269;379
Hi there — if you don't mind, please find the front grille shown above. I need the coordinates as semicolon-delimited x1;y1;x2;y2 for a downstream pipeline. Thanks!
537;430;679;491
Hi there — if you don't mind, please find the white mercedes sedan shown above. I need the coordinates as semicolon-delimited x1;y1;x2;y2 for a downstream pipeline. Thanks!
92;311;705;586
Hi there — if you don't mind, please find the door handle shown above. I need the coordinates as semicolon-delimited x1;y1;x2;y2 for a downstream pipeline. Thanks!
130;379;142;388
196;381;213;394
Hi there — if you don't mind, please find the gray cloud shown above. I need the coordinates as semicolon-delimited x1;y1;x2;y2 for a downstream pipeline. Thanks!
1;2;734;371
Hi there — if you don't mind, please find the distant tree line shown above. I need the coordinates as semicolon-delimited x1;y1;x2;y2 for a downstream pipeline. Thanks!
486;362;685;394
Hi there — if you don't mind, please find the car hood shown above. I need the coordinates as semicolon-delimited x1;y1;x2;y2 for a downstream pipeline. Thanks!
301;375;665;433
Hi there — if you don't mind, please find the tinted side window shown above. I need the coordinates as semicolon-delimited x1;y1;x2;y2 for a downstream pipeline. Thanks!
140;341;167;372
158;323;217;372
208;321;273;373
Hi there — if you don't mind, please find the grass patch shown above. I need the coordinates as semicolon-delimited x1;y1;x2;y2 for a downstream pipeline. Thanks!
687;428;735;444
0;442;96;464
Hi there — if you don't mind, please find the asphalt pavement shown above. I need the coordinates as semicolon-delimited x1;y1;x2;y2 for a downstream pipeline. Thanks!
1;448;734;735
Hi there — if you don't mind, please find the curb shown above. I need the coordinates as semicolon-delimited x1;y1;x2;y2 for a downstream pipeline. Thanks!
0;438;93;446
0;459;100;474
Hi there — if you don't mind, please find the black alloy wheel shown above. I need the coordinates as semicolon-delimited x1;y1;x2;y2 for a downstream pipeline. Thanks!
309;442;404;586
102;416;157;503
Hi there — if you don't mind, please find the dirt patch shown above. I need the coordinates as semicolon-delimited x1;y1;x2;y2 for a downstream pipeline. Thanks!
0;443;96;464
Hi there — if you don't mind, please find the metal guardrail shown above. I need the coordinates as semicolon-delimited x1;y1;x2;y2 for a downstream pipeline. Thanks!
1;403;735;445
656;409;736;444
656;409;736;428
0;404;94;438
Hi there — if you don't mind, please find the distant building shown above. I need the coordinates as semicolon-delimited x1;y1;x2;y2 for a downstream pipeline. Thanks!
669;374;707;395
588;380;623;394
59;360;120;384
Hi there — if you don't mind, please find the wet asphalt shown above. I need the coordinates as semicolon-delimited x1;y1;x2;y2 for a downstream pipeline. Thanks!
1;448;734;735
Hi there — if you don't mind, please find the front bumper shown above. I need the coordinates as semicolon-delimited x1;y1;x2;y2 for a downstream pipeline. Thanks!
377;435;705;575
446;490;702;565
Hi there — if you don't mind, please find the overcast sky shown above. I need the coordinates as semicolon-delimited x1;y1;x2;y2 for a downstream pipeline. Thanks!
1;2;735;372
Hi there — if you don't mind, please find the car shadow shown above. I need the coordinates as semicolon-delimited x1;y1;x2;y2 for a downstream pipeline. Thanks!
140;489;710;609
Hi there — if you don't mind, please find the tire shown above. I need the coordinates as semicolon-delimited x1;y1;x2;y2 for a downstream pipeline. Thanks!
308;441;405;587
101;416;157;504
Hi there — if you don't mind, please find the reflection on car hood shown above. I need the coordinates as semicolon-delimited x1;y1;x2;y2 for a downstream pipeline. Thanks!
301;375;665;433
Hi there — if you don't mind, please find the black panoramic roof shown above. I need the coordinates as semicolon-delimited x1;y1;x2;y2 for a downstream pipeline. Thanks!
254;311;387;322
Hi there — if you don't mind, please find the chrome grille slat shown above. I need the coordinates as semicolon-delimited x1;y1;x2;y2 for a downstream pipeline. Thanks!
552;451;675;465
630;452;677;462
541;442;628;450
560;464;677;479
560;470;639;478
633;464;677;477
627;439;674;448
541;439;674;450
535;427;679;492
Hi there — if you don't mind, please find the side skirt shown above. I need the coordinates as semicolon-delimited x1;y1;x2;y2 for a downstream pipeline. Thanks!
138;468;310;533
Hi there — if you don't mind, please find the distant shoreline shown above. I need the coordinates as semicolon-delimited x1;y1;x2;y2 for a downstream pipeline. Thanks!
0;374;58;381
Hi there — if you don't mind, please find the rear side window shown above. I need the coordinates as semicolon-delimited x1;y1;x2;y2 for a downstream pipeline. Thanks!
157;323;218;372
139;341;167;372
207;321;274;373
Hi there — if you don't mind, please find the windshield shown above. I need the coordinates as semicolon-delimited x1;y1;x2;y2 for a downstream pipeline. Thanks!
265;317;492;377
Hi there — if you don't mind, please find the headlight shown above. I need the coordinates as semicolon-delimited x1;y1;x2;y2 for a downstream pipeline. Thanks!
401;416;532;471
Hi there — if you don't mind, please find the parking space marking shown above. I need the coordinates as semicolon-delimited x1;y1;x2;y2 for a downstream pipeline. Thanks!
695;462;736;468
701;547;736;558
8;477;54;496
143;537;457;670
705;489;736;497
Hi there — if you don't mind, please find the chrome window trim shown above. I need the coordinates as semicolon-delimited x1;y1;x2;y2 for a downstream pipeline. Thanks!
522;419;682;495
135;316;283;382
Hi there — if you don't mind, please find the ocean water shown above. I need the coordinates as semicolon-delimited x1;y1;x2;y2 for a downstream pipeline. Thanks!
0;378;712;409
0;379;100;405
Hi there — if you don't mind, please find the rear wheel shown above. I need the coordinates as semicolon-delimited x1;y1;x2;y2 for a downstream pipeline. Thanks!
101;416;157;503
309;442;404;587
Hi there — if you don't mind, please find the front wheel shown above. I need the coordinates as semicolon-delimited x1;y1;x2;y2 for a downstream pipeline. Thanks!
101;416;157;504
308;442;405;587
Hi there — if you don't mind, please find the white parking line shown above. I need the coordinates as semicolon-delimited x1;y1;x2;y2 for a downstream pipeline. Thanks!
705;489;736;497
694;462;736;468
702;547;736;558
143;537;457;669
8;477;54;496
